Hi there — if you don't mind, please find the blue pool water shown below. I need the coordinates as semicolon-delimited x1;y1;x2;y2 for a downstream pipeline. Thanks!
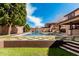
24;28;48;36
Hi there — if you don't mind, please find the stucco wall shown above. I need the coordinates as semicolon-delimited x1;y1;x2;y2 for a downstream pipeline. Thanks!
40;28;50;32
72;29;79;35
65;25;79;35
66;25;71;35
2;25;9;35
30;28;50;32
75;10;79;16
0;26;2;34
11;26;17;34
50;24;60;32
16;26;24;34
0;25;24;35
0;40;55;48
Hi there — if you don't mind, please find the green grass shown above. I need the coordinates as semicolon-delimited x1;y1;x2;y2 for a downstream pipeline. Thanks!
48;47;76;56
0;48;48;56
0;47;76;56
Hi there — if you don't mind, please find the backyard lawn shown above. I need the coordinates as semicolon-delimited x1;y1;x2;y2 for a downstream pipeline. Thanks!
0;35;76;56
0;47;76;56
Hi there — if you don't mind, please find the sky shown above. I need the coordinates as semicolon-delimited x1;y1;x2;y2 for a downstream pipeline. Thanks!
26;3;79;28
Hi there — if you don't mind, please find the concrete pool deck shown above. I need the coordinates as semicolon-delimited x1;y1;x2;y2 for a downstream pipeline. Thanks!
0;35;56;41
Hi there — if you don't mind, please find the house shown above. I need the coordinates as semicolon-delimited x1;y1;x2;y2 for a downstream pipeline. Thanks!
40;27;50;32
59;8;79;35
49;23;59;33
30;8;79;35
30;27;50;32
30;28;36;32
45;23;61;33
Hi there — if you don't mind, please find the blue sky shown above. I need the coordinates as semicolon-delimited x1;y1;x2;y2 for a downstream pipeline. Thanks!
26;3;79;28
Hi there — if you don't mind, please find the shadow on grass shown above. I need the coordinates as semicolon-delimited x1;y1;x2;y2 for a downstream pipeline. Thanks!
48;40;76;56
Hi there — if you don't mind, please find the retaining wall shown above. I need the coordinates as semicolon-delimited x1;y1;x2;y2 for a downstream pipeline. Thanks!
0;40;55;48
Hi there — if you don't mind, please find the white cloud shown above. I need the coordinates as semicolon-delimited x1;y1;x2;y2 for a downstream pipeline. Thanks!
26;3;37;16
27;16;44;27
26;3;44;27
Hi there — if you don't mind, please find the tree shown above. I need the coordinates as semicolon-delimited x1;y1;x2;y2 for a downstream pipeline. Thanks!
0;3;26;35
24;24;30;32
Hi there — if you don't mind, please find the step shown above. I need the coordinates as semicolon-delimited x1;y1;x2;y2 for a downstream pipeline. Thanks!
60;46;79;55
66;43;79;48
62;44;79;52
68;41;79;45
